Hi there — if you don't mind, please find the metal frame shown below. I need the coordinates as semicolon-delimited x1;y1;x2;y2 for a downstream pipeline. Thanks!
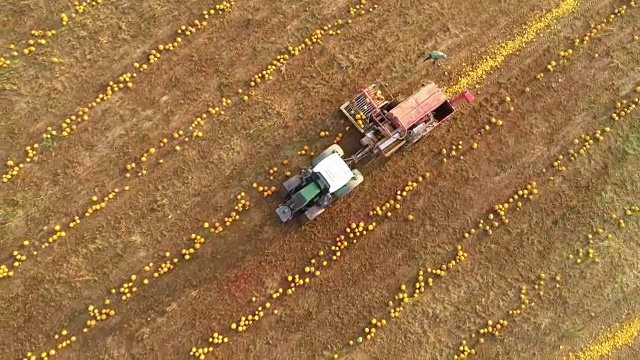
340;81;395;132
345;86;474;167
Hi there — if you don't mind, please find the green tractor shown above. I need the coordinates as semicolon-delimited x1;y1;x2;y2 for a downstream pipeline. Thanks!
275;144;364;223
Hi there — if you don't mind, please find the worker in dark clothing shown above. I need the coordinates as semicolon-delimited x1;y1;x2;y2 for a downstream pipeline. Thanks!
423;50;447;65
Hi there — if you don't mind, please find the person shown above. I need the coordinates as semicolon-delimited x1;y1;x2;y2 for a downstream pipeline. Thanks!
423;50;447;65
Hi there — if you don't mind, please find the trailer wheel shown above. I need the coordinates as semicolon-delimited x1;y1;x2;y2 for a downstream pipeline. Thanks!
311;144;345;168
333;169;364;198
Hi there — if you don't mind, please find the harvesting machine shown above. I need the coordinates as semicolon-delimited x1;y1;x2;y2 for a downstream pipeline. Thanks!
340;81;474;164
275;81;473;223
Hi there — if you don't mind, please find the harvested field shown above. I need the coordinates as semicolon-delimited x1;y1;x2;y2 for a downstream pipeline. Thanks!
1;0;639;359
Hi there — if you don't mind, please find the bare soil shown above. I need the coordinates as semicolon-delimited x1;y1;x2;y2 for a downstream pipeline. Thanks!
1;0;639;359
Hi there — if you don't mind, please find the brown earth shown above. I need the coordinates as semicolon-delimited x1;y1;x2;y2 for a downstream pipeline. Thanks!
1;0;639;359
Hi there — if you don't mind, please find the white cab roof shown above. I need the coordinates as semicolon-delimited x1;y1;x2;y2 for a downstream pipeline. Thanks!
312;152;353;193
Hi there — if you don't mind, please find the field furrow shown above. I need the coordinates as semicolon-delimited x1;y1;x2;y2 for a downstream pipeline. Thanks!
2;0;639;359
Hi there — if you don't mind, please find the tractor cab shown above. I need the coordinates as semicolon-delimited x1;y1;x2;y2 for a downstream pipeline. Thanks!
311;152;355;193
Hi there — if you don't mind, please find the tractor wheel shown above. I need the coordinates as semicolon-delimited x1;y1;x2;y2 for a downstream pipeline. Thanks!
304;205;326;222
311;144;345;168
281;174;303;197
333;169;364;198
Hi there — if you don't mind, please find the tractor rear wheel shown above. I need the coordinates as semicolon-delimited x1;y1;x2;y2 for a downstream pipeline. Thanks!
333;169;364;198
304;205;326;222
311;144;345;168
281;174;303;197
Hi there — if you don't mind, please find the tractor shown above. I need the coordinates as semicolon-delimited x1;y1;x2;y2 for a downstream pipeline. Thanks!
275;144;363;223
275;81;473;223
